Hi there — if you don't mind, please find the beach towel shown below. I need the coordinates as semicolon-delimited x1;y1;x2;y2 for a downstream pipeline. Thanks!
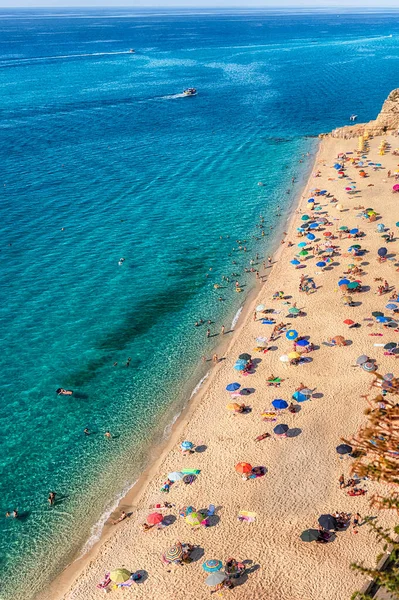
181;469;201;475
238;510;257;523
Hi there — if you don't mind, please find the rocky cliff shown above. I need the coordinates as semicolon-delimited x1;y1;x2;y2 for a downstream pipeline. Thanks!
327;88;399;139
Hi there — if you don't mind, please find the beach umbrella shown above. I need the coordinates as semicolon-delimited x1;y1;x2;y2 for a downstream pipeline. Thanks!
274;424;289;435
288;352;300;359
179;506;195;517
256;304;265;312
227;402;242;412
297;227;306;232
377;317;390;323
343;319;355;325
272;399;288;410
378;247;387;257
334;163;342;169
226;382;240;392
384;373;394;381
164;542;183;563
372;311;384;318
384;343;397;350
202;560;223;573
319;190;327;195
396;222;399;227
286;329;298;340
296;339;309;347
338;279;350;286
347;281;360;290
301;215;310;221
349;245;361;251
238;353;251;361
110;569;131;583
316;261;326;268
318;514;337;530
298;250;308;257
147;512;163;525
336;443;352;455
386;321;398;328
300;529;320;542
168;471;184;482
307;233;316;241
291;259;300;266
279;354;290;363
205;572;226;587
235;462;252;474
339;226;348;231
181;441;194;450
323;231;332;237
298;242;307;248
393;184;399;191
234;363;245;371
288;307;300;315
335;203;344;211
349;228;359;235
363;362;376;372
292;390;310;402
356;355;368;365
387;304;398;310
341;295;352;304
186;512;203;526
309;222;319;229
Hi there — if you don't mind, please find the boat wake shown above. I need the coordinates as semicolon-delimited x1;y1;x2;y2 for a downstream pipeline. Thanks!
159;93;187;100
0;50;133;67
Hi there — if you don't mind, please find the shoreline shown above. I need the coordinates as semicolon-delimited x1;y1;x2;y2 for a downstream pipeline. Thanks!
37;143;319;600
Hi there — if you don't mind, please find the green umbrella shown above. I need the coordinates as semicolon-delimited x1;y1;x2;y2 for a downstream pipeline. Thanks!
347;281;360;289
110;569;131;583
301;215;310;221
339;226;348;231
300;529;320;542
298;250;308;257
289;307;300;315
350;244;361;249
186;512;204;526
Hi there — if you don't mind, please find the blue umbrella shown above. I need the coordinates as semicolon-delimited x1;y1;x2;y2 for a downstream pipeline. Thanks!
274;424;289;435
292;390;311;402
319;190;327;195
181;441;194;450
376;317;390;323
296;339;309;347
334;163;341;169
307;233;315;241
338;278;350;286
291;259;300;266
226;382;240;392
316;261;326;268
234;363;245;371
309;223;319;229
386;304;398;310
297;227;306;232
272;399;288;410
308;198;315;202
349;228;359;235
286;329;298;340
298;242;307;248
336;444;352;455
378;247;387;257
202;560;223;573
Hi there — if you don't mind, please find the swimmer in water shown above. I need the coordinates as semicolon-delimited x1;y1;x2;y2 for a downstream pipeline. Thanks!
56;388;73;396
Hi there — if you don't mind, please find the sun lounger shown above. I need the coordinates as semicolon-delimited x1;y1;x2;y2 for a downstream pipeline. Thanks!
237;510;256;523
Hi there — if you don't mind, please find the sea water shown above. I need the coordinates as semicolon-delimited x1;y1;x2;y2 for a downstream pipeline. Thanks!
1;8;399;599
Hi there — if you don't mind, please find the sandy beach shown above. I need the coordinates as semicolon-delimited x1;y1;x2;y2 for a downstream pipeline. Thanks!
40;130;399;600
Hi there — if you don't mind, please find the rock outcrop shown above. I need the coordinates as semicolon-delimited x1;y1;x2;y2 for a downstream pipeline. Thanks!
326;88;399;139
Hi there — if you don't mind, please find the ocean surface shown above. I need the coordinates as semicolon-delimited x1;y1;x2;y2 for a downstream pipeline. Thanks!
1;8;399;599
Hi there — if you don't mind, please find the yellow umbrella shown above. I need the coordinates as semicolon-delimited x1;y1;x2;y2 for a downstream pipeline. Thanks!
226;402;241;412
288;351;300;359
185;512;203;526
110;569;131;583
335;203;344;211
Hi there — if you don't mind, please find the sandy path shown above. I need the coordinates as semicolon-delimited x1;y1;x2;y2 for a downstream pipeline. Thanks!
43;134;399;600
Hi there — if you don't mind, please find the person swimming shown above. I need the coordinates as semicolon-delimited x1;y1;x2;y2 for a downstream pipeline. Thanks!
56;388;73;396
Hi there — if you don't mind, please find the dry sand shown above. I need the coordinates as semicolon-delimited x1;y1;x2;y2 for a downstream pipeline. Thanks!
41;133;399;600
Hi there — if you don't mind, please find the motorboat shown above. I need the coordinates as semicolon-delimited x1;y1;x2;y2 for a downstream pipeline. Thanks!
183;88;197;97
129;49;135;53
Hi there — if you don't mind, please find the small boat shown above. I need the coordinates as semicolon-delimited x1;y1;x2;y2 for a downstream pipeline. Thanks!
129;49;135;54
350;114;358;121
183;88;197;97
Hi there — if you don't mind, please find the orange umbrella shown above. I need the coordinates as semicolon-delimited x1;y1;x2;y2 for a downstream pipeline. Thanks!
235;462;252;474
227;402;242;412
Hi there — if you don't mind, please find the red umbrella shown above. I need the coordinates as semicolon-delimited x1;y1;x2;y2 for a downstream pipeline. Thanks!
323;231;332;237
235;462;252;474
343;319;355;325
147;512;164;525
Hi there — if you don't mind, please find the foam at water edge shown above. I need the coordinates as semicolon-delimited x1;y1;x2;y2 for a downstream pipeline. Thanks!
78;478;138;559
190;370;210;399
231;306;243;330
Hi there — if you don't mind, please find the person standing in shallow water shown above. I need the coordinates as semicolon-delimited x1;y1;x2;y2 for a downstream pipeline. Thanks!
48;492;56;506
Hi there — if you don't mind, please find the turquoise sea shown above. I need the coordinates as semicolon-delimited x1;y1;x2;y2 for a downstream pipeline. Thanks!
1;8;399;599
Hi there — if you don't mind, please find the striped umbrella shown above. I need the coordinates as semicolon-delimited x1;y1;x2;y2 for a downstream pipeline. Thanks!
164;542;183;563
147;512;163;525
202;559;223;573
186;512;203;526
110;569;131;583
235;462;252;474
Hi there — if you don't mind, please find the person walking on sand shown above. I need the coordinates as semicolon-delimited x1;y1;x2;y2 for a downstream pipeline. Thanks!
268;256;272;265
221;325;225;335
212;354;218;363
48;491;56;506
353;513;361;534
339;474;345;489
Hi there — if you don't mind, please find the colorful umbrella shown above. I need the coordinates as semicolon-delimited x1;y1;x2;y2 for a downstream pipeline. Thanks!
286;329;298;340
147;512;163;525
164;542;183;563
186;512;203;526
235;462;252;474
202;559;223;573
110;569;131;583
272;399;288;410
226;382;240;392
292;390;310;402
